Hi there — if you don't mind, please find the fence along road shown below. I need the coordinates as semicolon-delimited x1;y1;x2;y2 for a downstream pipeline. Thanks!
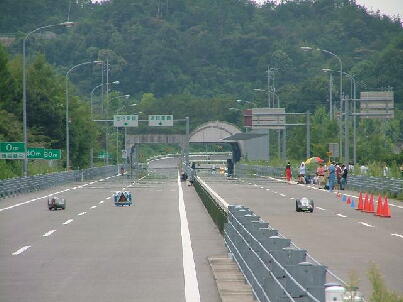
0;158;226;302
197;171;403;297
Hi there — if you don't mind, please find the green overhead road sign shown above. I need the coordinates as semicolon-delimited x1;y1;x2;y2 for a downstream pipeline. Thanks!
0;142;26;159
44;149;61;160
114;115;139;127
148;115;173;126
97;151;112;159
27;147;45;159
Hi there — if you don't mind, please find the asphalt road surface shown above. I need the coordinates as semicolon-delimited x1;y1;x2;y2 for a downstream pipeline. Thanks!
198;170;403;296
0;160;226;302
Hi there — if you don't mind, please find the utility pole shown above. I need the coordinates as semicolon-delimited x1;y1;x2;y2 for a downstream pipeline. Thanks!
185;116;190;169
306;111;311;158
105;58;109;165
329;72;333;120
344;97;350;167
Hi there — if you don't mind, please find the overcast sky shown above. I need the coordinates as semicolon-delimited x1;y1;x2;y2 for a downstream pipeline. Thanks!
253;0;403;17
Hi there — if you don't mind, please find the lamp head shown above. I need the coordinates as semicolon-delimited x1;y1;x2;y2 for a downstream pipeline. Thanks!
59;21;77;28
124;94;130;98
322;68;333;73
112;81;120;85
93;60;103;65
300;46;313;51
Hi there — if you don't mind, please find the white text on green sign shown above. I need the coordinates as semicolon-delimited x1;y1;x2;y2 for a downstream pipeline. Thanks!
44;149;61;160
27;147;45;159
114;115;138;127
0;142;26;159
148;115;174;126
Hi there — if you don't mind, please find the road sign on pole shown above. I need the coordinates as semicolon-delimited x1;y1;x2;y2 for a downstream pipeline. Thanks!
44;149;61;160
360;91;394;119
329;143;339;158
114;115;139;127
0;142;26;159
27;147;45;159
148;115;174;126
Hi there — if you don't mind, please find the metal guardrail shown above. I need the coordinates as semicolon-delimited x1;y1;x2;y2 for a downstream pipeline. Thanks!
193;177;341;302
236;164;402;197
0;165;117;199
226;206;325;302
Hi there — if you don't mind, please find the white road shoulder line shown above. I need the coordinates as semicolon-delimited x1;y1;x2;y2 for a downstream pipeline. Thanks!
12;245;31;255
43;230;56;237
391;233;403;239
337;214;347;218
358;222;375;228
78;212;87;216
316;207;326;211
63;219;74;225
177;174;201;302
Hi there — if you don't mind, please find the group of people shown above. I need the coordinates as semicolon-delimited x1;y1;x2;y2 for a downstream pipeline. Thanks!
285;161;348;191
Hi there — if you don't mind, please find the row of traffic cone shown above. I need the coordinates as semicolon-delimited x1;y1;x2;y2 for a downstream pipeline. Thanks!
355;192;391;218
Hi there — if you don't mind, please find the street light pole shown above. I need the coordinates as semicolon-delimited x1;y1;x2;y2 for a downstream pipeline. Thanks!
322;69;334;120
65;60;102;170
22;21;75;176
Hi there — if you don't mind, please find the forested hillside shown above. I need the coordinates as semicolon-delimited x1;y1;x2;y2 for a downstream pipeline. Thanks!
0;0;401;175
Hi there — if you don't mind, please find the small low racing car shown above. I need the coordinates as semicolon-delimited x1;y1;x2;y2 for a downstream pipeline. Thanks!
113;191;133;206
48;196;66;211
296;197;314;212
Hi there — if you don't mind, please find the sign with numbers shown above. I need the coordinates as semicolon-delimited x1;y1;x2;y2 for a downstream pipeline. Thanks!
148;115;173;126
27;147;45;159
114;115;139;127
0;142;26;159
44;149;61;160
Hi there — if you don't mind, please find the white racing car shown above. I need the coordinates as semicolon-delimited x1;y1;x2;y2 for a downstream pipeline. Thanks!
296;197;314;213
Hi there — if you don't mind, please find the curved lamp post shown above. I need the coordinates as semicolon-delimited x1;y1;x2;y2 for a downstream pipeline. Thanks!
65;60;102;170
301;46;343;160
22;21;76;176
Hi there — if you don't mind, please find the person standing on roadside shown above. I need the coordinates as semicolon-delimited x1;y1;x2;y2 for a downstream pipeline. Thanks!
298;162;306;184
316;163;325;188
341;164;348;190
336;163;342;190
328;162;336;192
285;162;292;183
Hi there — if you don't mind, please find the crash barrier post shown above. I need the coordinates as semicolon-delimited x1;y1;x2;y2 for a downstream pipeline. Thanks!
0;165;117;200
193;178;227;234
225;205;326;302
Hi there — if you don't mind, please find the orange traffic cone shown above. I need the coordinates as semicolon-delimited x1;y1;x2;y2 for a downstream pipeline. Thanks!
375;195;383;216
363;193;369;212
346;196;351;204
367;194;375;213
356;192;364;211
381;197;391;218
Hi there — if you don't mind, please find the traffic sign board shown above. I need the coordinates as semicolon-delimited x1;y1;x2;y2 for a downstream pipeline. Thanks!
148;115;173;126
114;115;138;127
27;147;45;159
0;142;26;159
44;149;61;160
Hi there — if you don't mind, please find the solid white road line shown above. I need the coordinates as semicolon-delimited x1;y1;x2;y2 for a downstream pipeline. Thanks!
12;245;31;255
337;214;347;218
63;219;74;225
77;212;87;216
358;222;375;228
177;174;201;302
391;233;403;239
90;206;97;209
43;230;56;237
316;207;326;211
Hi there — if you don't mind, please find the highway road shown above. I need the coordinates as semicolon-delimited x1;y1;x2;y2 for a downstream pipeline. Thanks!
197;170;403;296
0;160;226;302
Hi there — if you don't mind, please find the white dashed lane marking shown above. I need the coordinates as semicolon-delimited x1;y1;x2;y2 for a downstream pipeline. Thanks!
391;233;403;239
99;200;104;204
77;212;87;216
43;230;56;237
280;193;286;197
358;222;375;228
12;245;31;256
90;206;97;209
63;219;74;225
337;214;347;218
106;197;111;200
316;207;326;211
